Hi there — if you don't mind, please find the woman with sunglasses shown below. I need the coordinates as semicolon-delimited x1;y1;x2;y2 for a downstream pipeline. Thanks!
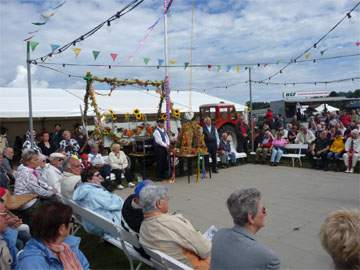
72;167;124;235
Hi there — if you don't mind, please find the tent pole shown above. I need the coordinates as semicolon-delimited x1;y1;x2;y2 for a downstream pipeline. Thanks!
26;41;34;146
248;67;254;152
164;0;171;131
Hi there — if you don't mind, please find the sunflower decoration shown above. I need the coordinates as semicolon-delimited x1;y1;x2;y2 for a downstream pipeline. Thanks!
172;108;181;119
133;108;143;121
161;113;168;121
108;109;117;121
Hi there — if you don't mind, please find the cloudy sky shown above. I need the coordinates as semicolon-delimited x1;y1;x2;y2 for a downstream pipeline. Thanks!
0;0;359;105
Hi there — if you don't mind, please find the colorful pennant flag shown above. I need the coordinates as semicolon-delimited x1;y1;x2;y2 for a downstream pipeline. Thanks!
73;47;81;57
320;49;327;55
169;59;176;65
41;12;55;20
216;65;221;72
158;59;164;66
32;21;47;26
355;42;360;47
207;64;212;70
304;53;311;59
50;44;60;52
143;57;150;65
110;53;118;61
235;65;240;73
226;65;232;72
92;51;100;60
30;41;39;51
184;62;189;69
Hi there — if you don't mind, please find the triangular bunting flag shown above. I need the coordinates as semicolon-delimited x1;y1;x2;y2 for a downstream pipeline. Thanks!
169;59;176;65
144;57;150;65
92;51;100;60
158;59;164;66
110;53;118;61
184;62;189;69
304;53;311;59
41;12;55;20
207;64;212;70
73;47;81;57
32;22;47;26
226;65;232;72
50;44;60;52
30;41;39;51
235;65;240;73
355;42;360;47
216;65;221;72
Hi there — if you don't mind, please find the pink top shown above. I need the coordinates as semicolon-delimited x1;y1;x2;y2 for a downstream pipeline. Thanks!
272;138;288;148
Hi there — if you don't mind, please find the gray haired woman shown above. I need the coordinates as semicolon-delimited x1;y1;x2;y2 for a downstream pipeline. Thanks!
14;150;56;225
139;185;211;268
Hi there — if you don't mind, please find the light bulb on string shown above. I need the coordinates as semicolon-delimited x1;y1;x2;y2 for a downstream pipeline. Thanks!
106;20;111;33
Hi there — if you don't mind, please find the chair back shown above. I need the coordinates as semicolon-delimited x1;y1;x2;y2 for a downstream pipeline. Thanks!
65;198;121;239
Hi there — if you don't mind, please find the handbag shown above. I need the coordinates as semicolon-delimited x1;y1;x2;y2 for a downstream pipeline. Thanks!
1;190;38;210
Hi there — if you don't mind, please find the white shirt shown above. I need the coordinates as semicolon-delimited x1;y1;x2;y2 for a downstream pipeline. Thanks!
88;153;106;166
153;128;170;148
108;151;128;170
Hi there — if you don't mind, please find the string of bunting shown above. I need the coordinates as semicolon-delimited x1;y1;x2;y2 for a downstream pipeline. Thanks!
30;0;144;64
252;76;360;86
259;1;360;82
33;53;360;72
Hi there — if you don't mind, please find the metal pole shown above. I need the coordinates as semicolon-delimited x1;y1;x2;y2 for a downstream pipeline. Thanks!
249;67;254;152
188;0;195;112
164;0;171;130
26;41;34;146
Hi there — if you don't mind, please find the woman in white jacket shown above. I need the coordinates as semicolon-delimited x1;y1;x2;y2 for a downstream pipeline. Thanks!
108;144;135;189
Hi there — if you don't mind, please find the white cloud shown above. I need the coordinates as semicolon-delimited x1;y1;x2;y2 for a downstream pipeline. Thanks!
0;0;359;105
7;65;49;88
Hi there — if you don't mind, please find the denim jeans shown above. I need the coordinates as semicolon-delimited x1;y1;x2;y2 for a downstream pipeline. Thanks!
327;152;342;160
271;148;284;163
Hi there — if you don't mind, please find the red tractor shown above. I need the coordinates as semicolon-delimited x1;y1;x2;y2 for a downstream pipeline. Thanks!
199;102;245;150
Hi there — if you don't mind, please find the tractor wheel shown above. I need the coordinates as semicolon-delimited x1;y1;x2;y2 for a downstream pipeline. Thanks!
218;124;238;152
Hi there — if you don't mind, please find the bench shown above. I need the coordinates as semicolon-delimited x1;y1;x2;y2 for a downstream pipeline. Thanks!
64;198;192;270
250;144;308;167
282;144;308;167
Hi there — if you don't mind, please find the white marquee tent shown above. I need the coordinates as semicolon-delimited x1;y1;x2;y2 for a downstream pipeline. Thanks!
0;87;246;118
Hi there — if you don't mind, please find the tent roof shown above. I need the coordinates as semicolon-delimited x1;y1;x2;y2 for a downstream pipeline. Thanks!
0;87;246;118
315;103;339;112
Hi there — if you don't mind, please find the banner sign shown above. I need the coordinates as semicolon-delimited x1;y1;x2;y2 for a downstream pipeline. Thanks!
283;91;330;100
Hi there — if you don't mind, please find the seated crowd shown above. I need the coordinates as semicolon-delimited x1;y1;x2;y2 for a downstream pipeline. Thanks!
0;111;358;269
252;109;360;173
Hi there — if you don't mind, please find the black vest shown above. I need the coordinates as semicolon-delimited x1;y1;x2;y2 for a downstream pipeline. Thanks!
203;125;217;145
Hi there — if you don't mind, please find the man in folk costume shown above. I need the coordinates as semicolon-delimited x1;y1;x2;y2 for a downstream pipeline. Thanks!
153;119;170;180
203;117;220;173
343;129;360;173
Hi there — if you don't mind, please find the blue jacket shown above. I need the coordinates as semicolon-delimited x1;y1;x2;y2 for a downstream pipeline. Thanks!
16;235;89;270
72;183;124;235
2;228;18;269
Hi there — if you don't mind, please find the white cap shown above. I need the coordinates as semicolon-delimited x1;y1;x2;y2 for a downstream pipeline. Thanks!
50;152;66;159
